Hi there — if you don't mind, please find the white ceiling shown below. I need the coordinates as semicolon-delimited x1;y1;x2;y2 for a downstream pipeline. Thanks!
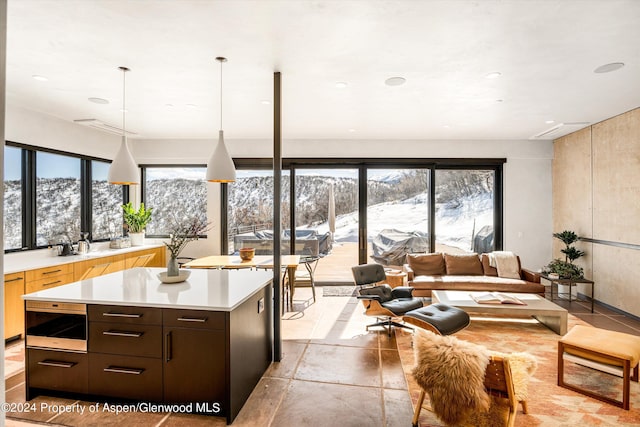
6;0;640;141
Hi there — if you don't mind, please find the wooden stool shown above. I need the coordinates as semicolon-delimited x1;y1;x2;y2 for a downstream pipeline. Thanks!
558;325;640;410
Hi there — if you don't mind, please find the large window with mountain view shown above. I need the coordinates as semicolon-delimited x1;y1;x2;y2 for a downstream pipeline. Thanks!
224;160;502;283
4;146;22;250
434;169;495;253
92;160;123;240
227;170;290;255
3;143;125;252
143;167;207;236
36;152;81;246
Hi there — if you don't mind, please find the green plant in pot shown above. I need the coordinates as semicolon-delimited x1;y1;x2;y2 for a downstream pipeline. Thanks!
544;230;585;279
122;202;152;246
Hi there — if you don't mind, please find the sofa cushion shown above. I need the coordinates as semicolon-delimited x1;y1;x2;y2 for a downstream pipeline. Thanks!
407;253;446;276
444;254;483;275
409;275;546;297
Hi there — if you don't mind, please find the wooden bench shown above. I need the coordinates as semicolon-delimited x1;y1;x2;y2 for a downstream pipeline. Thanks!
558;325;640;409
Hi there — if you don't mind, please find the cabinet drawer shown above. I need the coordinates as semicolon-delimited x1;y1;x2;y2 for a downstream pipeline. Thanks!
5;272;25;283
89;305;162;325
163;309;226;330
26;264;73;282
89;322;162;358
89;353;162;401
26;272;74;293
27;349;88;394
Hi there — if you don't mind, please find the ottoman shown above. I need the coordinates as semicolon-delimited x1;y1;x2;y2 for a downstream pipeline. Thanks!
558;324;640;409
402;303;470;336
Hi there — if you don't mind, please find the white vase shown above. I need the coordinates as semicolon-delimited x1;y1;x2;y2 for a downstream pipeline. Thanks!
129;232;145;246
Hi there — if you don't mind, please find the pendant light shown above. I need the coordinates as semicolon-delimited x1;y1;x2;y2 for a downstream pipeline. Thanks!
108;66;139;185
206;57;236;182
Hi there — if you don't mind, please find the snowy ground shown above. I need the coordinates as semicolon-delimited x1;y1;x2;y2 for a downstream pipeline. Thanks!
312;191;493;253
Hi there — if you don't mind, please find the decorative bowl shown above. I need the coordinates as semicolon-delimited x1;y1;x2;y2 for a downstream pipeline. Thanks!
157;270;191;284
239;247;255;261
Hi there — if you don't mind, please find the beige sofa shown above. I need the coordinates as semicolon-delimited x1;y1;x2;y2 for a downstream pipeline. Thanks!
402;252;545;297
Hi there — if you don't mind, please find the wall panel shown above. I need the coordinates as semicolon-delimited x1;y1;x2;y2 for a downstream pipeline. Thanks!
592;108;640;244
552;127;592;277
593;244;640;316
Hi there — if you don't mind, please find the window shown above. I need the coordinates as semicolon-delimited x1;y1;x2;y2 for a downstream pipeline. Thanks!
226;169;290;254
92;160;123;240
4;146;22;250
3;142;125;252
143;167;207;236
36;152;81;246
435;169;495;253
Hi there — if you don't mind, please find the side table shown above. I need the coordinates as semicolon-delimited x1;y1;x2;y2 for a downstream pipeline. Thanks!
541;274;595;313
385;270;408;288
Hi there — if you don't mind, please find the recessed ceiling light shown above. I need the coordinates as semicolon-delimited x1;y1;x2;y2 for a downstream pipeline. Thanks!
485;72;502;79
594;62;625;73
545;120;555;124
32;75;48;82
496;99;504;103
348;128;356;133
385;76;406;86
185;104;197;109
165;104;174;108
88;97;109;104
261;100;271;105
443;125;451;129
335;82;348;88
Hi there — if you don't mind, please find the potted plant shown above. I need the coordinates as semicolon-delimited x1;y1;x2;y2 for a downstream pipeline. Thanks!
164;215;210;276
544;230;585;279
122;202;152;246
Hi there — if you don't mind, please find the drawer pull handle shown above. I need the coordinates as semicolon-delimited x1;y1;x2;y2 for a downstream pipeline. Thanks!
103;366;144;375
177;317;207;323
103;330;143;338
102;312;142;318
38;360;76;368
42;269;62;275
5;277;24;283
42;280;61;287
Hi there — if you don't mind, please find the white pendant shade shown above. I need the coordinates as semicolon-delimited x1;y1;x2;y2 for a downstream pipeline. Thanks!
108;136;139;185
206;130;236;182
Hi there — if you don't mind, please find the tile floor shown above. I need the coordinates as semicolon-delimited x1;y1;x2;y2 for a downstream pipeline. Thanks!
4;287;640;426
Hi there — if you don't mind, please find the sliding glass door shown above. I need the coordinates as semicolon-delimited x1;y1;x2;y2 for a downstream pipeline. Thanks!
434;169;496;253
293;168;358;282
366;169;430;266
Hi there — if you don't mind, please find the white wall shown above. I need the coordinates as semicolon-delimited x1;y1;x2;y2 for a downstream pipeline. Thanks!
4;106;554;269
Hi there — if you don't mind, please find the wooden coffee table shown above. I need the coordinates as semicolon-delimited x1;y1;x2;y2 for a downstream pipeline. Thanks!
432;290;568;335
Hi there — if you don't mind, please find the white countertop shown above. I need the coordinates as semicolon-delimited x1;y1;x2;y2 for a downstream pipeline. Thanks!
4;244;165;274
22;267;273;312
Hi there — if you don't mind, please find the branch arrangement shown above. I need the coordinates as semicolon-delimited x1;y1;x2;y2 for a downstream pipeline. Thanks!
164;215;211;258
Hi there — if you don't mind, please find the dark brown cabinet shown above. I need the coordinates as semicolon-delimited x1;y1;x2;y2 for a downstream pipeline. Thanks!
25;283;272;424
27;349;88;395
163;309;226;407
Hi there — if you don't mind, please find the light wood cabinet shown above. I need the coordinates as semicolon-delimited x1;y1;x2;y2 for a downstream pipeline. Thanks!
25;264;74;294
73;255;125;281
4;272;25;340
124;247;165;269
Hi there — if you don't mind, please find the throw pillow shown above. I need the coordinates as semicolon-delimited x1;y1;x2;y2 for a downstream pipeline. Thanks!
444;253;483;275
480;254;498;276
407;253;446;276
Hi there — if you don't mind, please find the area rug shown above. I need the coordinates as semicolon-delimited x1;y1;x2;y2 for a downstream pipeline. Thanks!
322;286;357;297
396;314;640;426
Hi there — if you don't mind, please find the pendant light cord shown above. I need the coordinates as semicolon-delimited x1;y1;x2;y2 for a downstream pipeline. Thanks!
216;57;227;132
119;66;130;137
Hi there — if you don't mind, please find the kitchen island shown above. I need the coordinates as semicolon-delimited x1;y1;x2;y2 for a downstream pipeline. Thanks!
22;267;273;424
